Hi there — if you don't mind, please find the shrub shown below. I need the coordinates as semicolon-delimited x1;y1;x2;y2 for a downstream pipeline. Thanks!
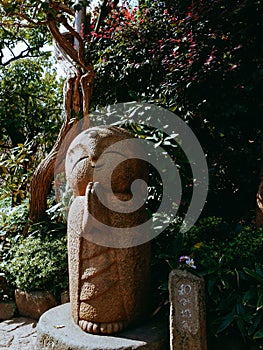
0;197;68;298
0;198;29;257
184;218;263;348
1;233;68;297
86;0;262;222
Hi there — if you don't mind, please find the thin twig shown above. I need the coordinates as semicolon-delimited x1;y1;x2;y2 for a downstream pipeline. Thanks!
47;17;85;69
50;1;75;16
60;15;85;67
94;0;108;33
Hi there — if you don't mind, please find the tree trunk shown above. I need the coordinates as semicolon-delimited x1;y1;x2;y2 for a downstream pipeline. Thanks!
29;65;94;222
28;3;97;223
256;141;263;227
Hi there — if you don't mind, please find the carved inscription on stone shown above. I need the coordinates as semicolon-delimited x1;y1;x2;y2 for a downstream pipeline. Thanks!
169;269;207;350
177;283;199;335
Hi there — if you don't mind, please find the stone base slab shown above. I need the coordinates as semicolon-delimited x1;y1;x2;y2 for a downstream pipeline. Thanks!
36;303;168;350
0;317;37;350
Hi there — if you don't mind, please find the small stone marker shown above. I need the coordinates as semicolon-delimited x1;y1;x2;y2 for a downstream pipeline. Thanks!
169;269;207;350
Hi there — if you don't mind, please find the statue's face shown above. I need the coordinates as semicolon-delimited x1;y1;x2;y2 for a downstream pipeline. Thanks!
65;126;147;197
66;128;98;197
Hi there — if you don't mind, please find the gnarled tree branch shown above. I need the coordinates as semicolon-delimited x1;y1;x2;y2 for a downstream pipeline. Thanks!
29;4;95;223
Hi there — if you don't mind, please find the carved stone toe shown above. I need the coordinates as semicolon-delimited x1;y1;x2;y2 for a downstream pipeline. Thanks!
78;320;126;335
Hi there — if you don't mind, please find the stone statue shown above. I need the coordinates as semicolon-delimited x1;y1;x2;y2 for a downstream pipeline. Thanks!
65;125;151;335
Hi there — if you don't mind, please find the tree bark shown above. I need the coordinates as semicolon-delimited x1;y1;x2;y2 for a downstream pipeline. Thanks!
28;1;112;223
29;76;77;222
29;22;94;222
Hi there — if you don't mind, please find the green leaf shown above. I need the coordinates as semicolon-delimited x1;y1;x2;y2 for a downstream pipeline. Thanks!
257;288;263;310
253;329;263;340
244;267;263;285
243;287;257;305
41;2;50;11
216;311;235;334
255;264;263;277
236;317;246;339
248;313;263;336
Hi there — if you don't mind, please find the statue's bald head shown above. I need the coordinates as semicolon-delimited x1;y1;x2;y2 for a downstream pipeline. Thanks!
66;126;147;197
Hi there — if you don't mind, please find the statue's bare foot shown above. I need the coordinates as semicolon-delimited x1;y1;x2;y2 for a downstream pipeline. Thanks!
79;319;126;334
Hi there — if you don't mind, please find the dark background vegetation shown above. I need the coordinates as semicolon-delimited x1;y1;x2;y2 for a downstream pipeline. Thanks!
0;1;262;349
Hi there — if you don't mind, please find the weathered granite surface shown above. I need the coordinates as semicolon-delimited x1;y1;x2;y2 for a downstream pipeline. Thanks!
36;303;168;350
66;126;151;334
169;269;207;350
0;302;16;321
15;289;57;320
0;316;37;350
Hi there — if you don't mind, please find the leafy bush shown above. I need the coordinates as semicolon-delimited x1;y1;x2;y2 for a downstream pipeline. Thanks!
184;218;263;348
0;271;13;301
119;121;192;220
0;58;63;206
0;58;63;150
0;141;35;204
1;232;68;297
0;197;68;298
86;0;262;222
0;198;29;255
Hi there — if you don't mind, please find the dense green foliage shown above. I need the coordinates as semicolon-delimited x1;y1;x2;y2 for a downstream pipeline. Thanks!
87;0;262;221
0;142;36;203
0;58;63;203
0;197;27;300
2;233;68;296
0;58;62;147
0;198;68;297
0;1;262;349
184;218;263;347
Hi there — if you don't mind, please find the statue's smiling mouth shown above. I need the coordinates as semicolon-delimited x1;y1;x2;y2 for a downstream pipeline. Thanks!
92;163;103;169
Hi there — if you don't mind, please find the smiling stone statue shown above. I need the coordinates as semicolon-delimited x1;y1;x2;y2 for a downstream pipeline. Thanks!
65;125;151;335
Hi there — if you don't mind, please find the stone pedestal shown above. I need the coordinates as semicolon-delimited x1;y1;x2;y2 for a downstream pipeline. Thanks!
36;303;168;350
169;269;207;350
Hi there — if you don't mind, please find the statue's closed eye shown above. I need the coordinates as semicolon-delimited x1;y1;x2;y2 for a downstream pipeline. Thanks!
72;156;90;170
85;130;98;138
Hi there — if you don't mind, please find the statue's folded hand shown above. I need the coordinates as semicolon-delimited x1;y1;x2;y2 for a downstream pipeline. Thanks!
82;181;108;234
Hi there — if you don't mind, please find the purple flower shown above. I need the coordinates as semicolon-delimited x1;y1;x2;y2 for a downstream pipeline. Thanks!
179;256;197;269
179;255;190;262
